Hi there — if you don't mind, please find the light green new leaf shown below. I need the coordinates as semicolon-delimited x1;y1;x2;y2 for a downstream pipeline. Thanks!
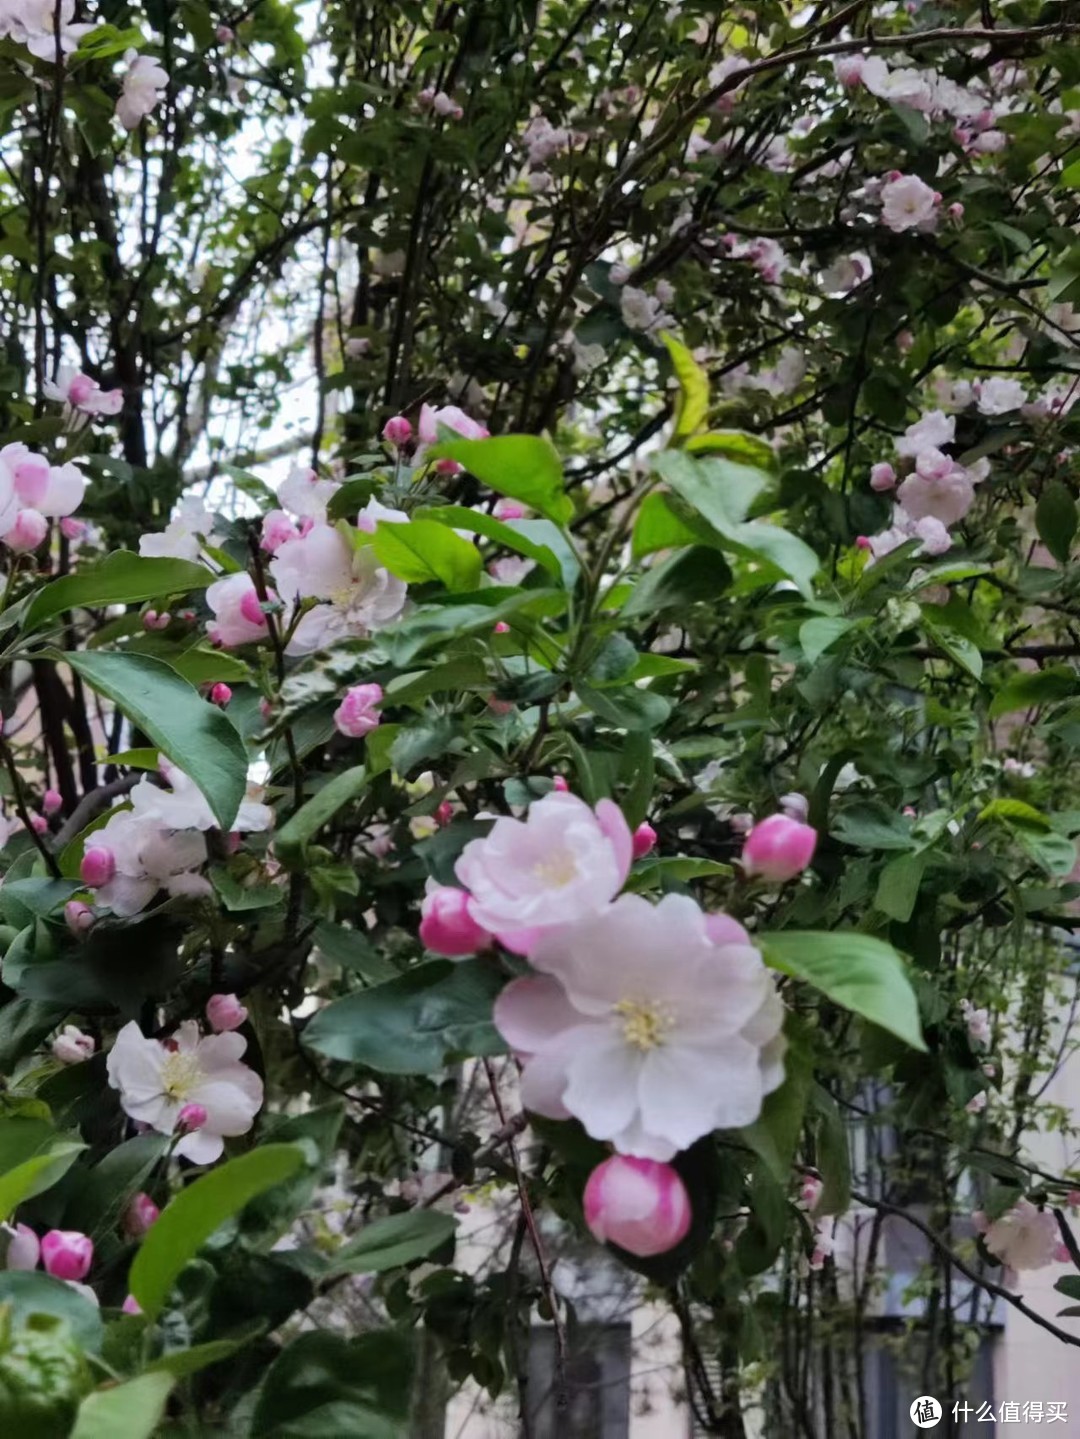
0;1272;102;1350
661;332;709;439
26;552;212;631
372;518;481;591
426;434;572;524
416;505;564;581
63;651;248;830
275;767;368;865
923;619;983;681
684;429;778;471
763;931;926;1051
329;1210;456;1275
800;617;855;665
0;1141;84;1221
128;1144;305;1320
71;1373;175;1439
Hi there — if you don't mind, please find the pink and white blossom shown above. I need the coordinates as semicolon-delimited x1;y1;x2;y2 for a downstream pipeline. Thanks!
880;174;940;233
742;814;817;882
139;497;221;565
52;1025;95;1065
269;522;407;654
277;465;341;521
584;1156;691;1256
116;50;168;130
494;893;785;1159
206;993;248;1032
974;1199;1061;1270
206;573;271;648
43;367;122;420
106;1019;264;1165
333;683;383;738
895;410;955;459
1;1223;39;1271
896;459;975;527
455;791;633;954
420;885;493;957
973;376;1026;415
41;1230;92;1282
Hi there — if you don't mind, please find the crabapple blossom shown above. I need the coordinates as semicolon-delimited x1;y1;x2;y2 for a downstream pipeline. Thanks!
966;1091;987;1115
116;51;168;130
64;900;94;934
43;367;122;420
868;509;952;561
583;1156;691;1257
1;1223;39;1271
52;1026;95;1065
4;509;47;551
206;993;248;1032
741;814;817;882
268;521;407;654
333;683;384;738
123;1193;159;1237
973;377;1026;415
495;893;785;1159
880;174;940;232
833;55;865;87
139;496;221;564
206;573;271;648
106;1019;263;1164
80;846;116;888
209;682;232;707
870;462;896;491
131;761;272;835
85;810;207;917
896;458;975;527
631;822;657;859
415;404;489;465
973;1199;1061;1270
961;999;992;1047
41;1230;93;1282
42;788;61;816
382;415;412;446
276;464;340;520
420;885;493;957
455;790;633;954
895;410;954;458
261;510;300;552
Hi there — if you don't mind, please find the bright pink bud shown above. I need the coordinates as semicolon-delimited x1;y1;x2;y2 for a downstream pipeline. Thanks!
122;1294;142;1315
552;775;569;793
583;1156;691;1258
631;822;657;859
855;535;871;550
948;201;965;221
435;801;454;827
493;621;510;634
239;588;269;627
59;517;86;541
6;509;48;552
869;462;896;492
142;610;158;630
435;457;461;476
29;814;47;835
741;813;817;883
206;992;248;1032
801;1175;823;1210
42;788;62;816
123;1192;159;1237
382;415;412;446
493;498;527;521
420;886;492;957
80;846;116;888
488;696;514;715
178;1103;208;1132
3;1223;39;1271
333;683;383;739
64;900;94;935
209;682;232;707
41;1229;93;1282
902;805;916;818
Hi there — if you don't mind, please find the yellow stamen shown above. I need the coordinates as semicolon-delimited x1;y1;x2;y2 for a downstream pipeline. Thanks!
613;998;675;1051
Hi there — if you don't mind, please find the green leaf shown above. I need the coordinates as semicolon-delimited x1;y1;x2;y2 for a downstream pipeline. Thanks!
426;434;572;525
1036;481;1078;565
71;1373;175;1439
274;767;368;865
739;1039;812;1184
1017;828;1078;876
25;552;212;631
62;651;247;830
577;680;671;732
811;1086;852;1217
922;617;983;680
832;801;916;852
623;546;731;617
417;505;564;581
661;332;709;439
978;797;1050;830
129;1145;306;1320
145;1332;261;1378
209;865;283;911
989;666;1079;718
763;931;926;1051
684;430;777;471
250;1330;412;1438
329;1210;455;1275
303;959;506;1074
371;519;481;591
0;1271;103;1350
875;851;928;923
631;492;709;559
0;1141;85;1220
800;617;854;665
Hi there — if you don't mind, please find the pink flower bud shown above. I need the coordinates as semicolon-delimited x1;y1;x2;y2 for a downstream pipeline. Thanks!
41;1229;93;1282
419;886;492;957
215;23;234;40
552;776;569;793
488;696;514;715
6;509;48;552
435;801;454;828
741;813;817;883
209;682;232;707
1054;1240;1072;1263
948;201;965;221
382;415;413;446
205;992;248;1032
493;498;527;521
178;1103;208;1132
29;814;47;835
64;900;94;935
870;462;896;492
59;517;86;541
80;846;116;888
123;1192;160;1237
122;1295;142;1315
583;1156;691;1258
493;620;510;634
902;805;917;818
42;788;62;816
151;611;171;629
333;683;383;739
631;822;657;859
51;1025;95;1064
855;535;871;550
779;792;809;822
142;610;159;631
2;1223;39;1271
435;457;461;476
801;1175;823;1210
